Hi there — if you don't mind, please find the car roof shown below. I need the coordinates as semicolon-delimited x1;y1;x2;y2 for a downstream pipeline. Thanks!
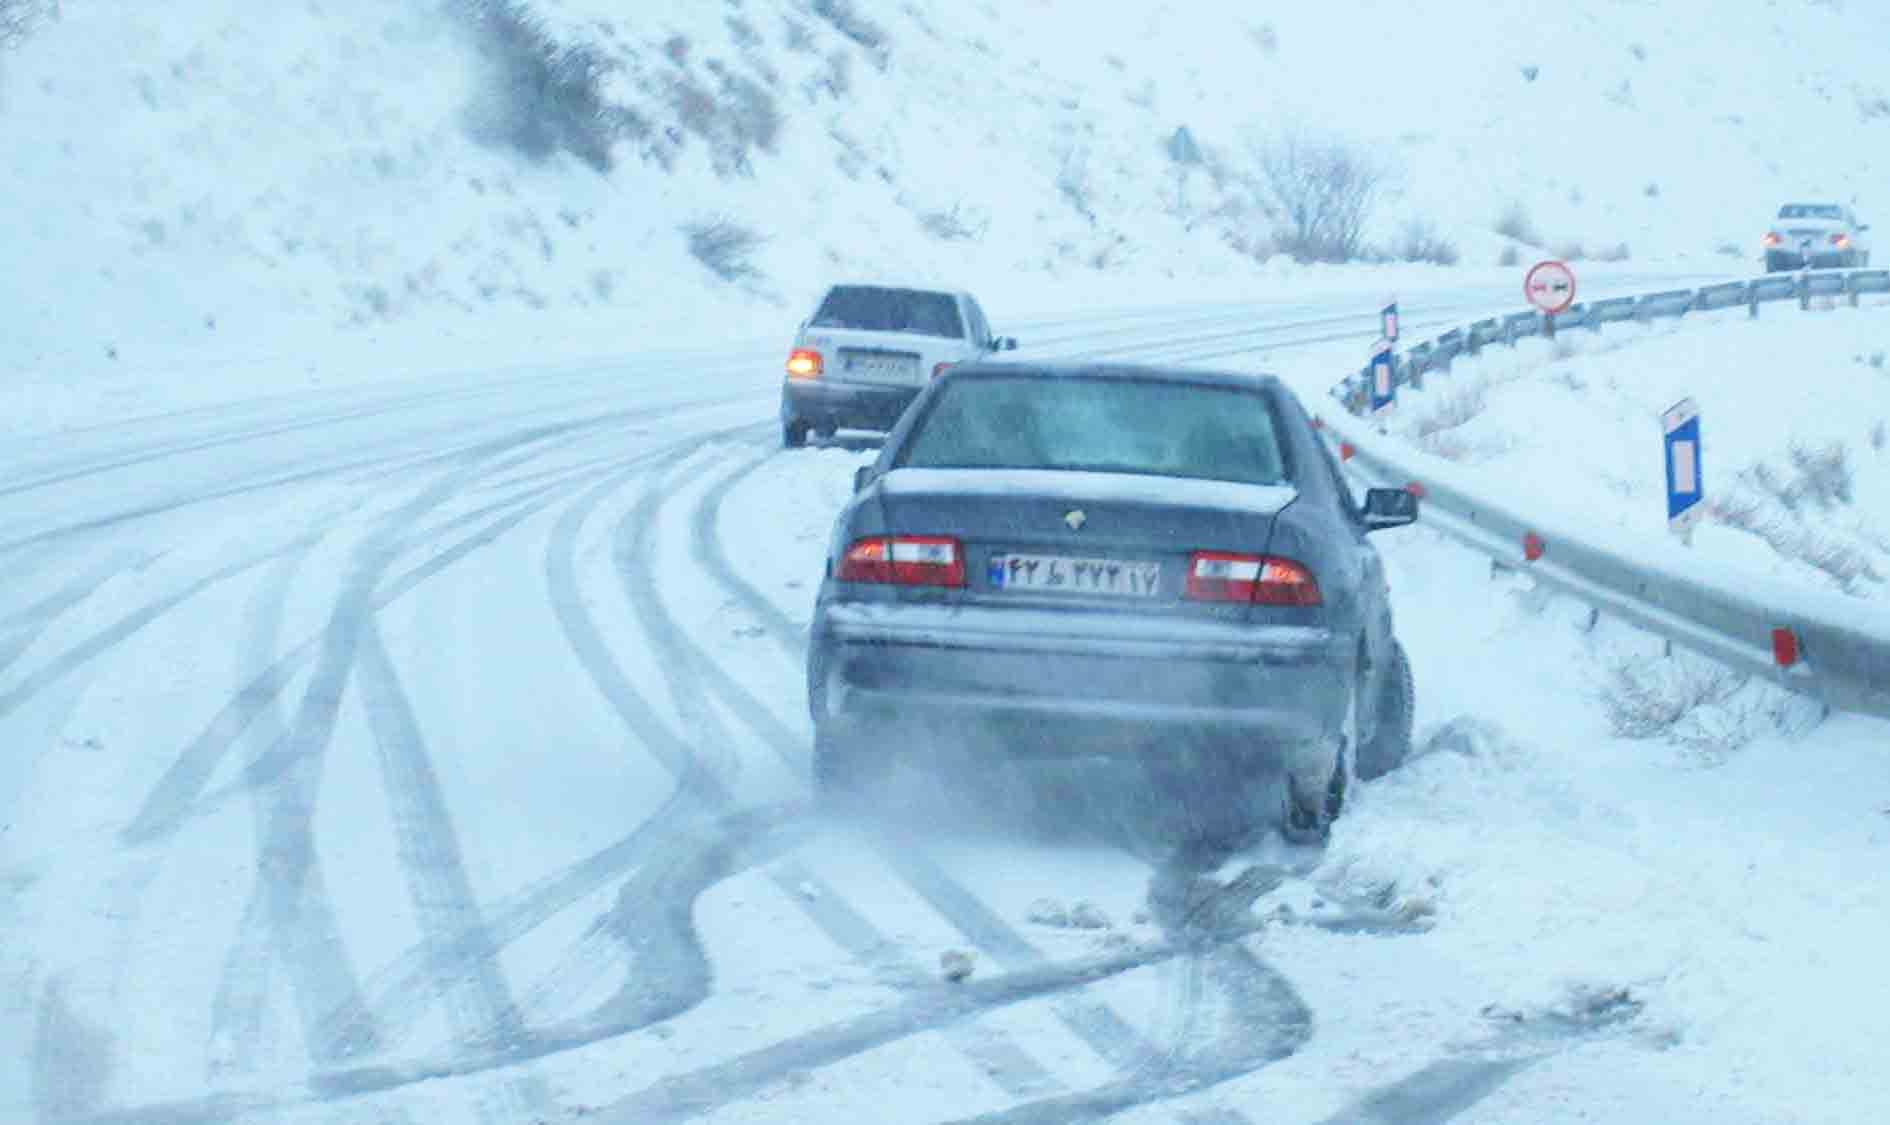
940;360;1286;395
821;281;970;300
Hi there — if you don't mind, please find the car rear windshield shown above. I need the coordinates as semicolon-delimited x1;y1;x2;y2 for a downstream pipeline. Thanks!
1778;204;1843;220
896;374;1291;486
810;286;964;339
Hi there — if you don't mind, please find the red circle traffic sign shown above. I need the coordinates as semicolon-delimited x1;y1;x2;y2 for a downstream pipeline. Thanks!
1524;259;1577;314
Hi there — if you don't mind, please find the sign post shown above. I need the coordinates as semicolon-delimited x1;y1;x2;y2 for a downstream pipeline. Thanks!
1524;259;1577;338
1381;300;1399;344
1369;342;1395;422
1662;397;1703;544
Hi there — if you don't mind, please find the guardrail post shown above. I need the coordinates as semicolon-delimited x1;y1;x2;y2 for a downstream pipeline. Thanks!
1799;273;1811;311
1848;273;1861;309
1749;284;1761;318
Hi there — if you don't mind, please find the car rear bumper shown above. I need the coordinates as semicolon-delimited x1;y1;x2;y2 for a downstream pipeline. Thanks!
810;601;1350;754
782;378;922;432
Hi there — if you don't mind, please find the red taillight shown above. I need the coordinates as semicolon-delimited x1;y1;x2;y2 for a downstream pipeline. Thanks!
932;361;955;378
787;348;822;378
1184;552;1321;605
1762;232;1782;247
1831;233;1851;248
836;536;965;587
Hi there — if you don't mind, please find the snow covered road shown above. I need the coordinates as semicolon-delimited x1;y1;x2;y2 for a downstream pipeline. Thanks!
6;275;1887;1124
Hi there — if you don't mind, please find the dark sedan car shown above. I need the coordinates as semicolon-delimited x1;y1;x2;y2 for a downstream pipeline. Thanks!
806;362;1418;843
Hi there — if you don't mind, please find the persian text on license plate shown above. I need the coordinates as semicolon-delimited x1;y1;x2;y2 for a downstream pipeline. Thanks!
988;554;1161;597
843;353;918;379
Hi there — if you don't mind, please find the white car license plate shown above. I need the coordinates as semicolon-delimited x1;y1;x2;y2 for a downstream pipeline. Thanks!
988;554;1161;597
842;352;919;380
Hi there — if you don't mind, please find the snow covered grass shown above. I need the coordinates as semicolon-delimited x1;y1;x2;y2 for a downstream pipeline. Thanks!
5;0;1889;424
1347;301;1890;602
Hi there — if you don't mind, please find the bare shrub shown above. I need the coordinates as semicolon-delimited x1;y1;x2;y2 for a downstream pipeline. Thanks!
1871;421;1887;451
666;63;782;175
811;0;888;54
1553;242;1589;262
809;46;852;99
1595;241;1632;262
726;15;762;48
1861;95;1890;120
460;0;645;173
1498;244;1522;268
1056;144;1095;223
684;218;767;282
1411;384;1488;443
1598;653;1745;741
916;204;985;241
1494;201;1541;247
781;16;815;52
1222;227;1277;264
0;0;56;48
1249;21;1279;54
1397;219;1460;266
1254;128;1391;263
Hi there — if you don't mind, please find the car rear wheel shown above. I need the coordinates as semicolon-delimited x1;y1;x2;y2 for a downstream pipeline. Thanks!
1280;743;1347;846
783;418;811;448
1355;641;1415;782
811;726;880;802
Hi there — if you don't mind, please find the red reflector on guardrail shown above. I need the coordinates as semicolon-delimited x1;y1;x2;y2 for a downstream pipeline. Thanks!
1406;481;1427;498
1339;442;1356;461
1771;627;1799;668
1522;531;1545;562
1312;416;1326;431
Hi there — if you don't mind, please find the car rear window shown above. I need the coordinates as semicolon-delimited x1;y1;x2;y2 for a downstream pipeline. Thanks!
810;286;964;339
896;375;1290;486
1778;204;1843;220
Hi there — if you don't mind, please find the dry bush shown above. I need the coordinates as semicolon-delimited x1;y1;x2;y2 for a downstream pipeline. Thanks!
666;62;782;176
916;204;985;241
1595;241;1632;262
811;0;889;62
684;218;767;282
1410;384;1488;446
781;16;815;52
1254;128;1391;263
1494;201;1542;247
1056;144;1096;223
1498;244;1523;268
460;0;645;173
0;0;55;48
1397;219;1460;266
726;15;762;48
1597;653;1745;740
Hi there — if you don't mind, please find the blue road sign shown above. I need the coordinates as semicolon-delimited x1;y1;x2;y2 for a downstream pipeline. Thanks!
1370;343;1396;416
1662;398;1703;536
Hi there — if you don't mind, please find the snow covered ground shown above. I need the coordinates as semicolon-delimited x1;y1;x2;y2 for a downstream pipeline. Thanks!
5;1;1890;1123
1313;299;1890;603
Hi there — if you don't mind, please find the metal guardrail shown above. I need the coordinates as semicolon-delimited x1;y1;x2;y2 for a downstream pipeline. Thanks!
1333;268;1890;413
1323;269;1890;721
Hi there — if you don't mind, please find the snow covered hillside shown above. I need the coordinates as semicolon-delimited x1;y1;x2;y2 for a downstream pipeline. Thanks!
4;0;1889;415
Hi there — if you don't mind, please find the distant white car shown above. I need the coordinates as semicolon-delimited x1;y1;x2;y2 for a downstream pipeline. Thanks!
1763;202;1872;272
779;283;1017;448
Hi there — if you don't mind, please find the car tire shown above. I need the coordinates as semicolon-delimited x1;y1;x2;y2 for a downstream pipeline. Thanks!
812;726;880;802
1354;641;1415;782
1280;743;1347;846
783;418;811;449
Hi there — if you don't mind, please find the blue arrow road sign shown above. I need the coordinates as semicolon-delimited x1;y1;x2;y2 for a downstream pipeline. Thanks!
1662;398;1703;535
1370;343;1396;416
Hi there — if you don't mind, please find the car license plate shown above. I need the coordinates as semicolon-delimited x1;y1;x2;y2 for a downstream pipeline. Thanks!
842;352;919;380
988;554;1161;597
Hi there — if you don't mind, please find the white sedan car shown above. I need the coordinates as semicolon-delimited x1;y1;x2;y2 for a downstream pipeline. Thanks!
779;283;1017;447
1763;202;1872;271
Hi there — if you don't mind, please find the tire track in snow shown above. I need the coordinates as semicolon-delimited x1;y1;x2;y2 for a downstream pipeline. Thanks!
205;421;628;1076
688;441;1305;1123
0;549;145;680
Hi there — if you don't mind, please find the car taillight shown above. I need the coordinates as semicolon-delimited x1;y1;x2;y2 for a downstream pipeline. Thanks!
1831;233;1851;248
836;536;965;587
932;361;955;378
1185;552;1321;605
1762;232;1782;247
787;348;822;378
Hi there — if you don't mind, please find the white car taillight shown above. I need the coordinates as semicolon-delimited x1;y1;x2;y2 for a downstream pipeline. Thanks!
836;536;966;587
1184;552;1322;605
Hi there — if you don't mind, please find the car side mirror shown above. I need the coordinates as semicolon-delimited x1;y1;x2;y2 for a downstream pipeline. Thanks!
1361;487;1419;531
994;335;1018;352
853;465;877;494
